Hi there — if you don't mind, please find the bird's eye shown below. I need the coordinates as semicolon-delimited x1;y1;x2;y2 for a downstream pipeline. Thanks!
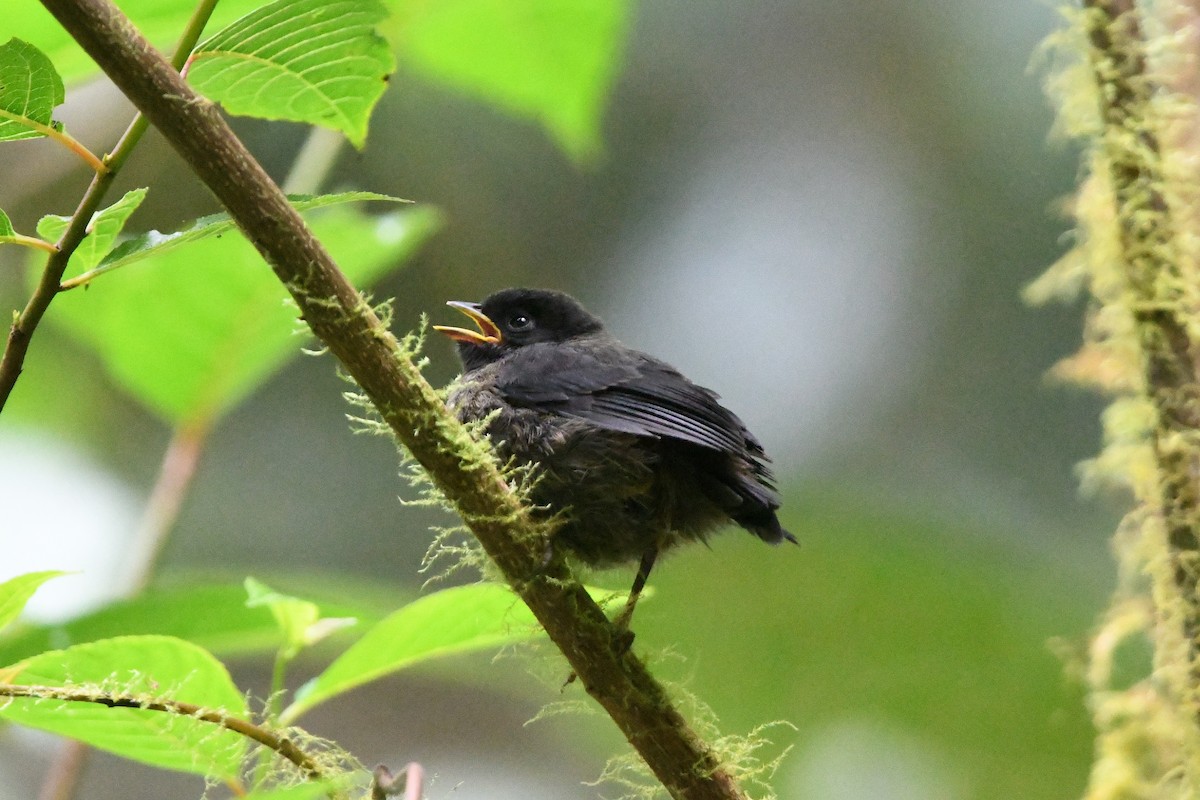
507;313;533;330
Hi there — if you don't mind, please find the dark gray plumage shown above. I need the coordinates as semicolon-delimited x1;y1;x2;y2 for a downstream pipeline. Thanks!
435;287;794;570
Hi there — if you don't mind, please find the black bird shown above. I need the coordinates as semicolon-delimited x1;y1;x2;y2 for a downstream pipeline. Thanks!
434;288;794;623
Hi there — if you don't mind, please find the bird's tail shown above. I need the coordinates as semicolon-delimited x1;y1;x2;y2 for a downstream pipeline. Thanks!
735;508;798;546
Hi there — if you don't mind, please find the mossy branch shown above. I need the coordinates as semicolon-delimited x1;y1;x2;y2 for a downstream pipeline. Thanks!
33;0;754;797
1080;0;1200;768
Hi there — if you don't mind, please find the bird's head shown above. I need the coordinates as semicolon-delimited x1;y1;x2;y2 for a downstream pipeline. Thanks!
434;287;605;372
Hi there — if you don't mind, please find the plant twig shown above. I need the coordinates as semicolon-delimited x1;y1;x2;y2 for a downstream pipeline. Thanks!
36;739;90;800
121;419;211;592
34;0;754;796
0;111;108;173
2;233;59;253
0;683;327;780
282;127;346;196
0;0;219;414
1081;0;1200;754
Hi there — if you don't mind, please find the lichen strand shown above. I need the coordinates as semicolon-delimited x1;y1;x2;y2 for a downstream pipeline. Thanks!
1035;0;1200;795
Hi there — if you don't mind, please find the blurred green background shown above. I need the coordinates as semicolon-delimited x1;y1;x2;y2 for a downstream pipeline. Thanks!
0;1;1113;798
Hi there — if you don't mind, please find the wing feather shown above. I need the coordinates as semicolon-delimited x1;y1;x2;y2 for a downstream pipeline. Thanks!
496;341;764;457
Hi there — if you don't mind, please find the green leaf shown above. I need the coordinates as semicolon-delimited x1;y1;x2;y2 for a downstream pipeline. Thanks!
9;0;630;160
387;0;630;162
49;201;440;424
0;571;66;632
0;580;385;668
281;583;627;723
188;0;394;148
34;213;66;242
0;636;248;778
244;577;355;658
245;577;320;655
0;38;64;142
36;189;147;270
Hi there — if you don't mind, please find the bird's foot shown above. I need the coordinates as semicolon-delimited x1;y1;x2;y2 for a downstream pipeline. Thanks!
612;626;635;656
560;622;636;690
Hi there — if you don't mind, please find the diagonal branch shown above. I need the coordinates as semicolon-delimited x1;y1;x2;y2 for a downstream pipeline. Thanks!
33;1;752;797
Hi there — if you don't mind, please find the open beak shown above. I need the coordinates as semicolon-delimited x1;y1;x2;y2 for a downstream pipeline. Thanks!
433;301;502;345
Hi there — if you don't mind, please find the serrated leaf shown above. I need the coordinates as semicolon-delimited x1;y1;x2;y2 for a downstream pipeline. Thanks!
0;636;248;778
281;584;629;723
49;202;440;424
0;571;66;632
387;0;630;162
188;0;394;148
37;189;146;270
33;212;65;242
0;38;64;142
9;0;629;161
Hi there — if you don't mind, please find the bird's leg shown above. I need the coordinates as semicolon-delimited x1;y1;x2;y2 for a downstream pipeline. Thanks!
563;547;658;688
610;545;659;653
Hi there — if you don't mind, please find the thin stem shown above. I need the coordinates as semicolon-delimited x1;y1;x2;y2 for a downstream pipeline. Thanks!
59;254;128;289
403;763;423;800
121;420;210;593
0;0;218;414
0;110;108;173
54;130;108;173
267;652;290;721
282;127;345;195
0;683;328;780
250;649;295;788
35;741;90;800
1;234;58;253
57;266;106;289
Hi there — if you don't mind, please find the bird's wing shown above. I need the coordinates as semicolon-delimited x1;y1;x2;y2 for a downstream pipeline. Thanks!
496;343;764;457
493;342;640;403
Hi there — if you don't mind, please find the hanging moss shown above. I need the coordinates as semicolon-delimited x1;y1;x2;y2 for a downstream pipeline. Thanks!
1034;1;1200;796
